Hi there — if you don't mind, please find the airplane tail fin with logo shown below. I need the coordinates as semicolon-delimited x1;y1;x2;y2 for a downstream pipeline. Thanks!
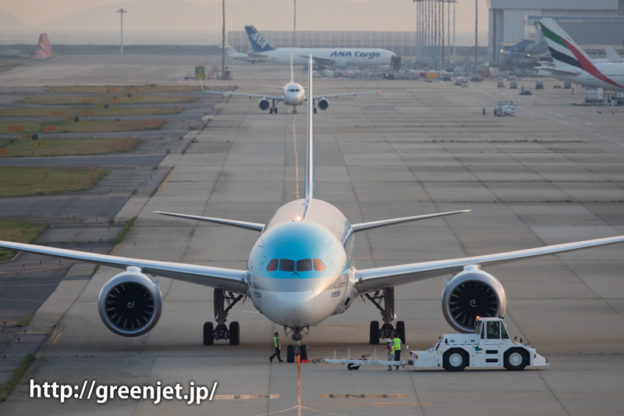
32;33;53;60
244;25;277;53
538;18;591;70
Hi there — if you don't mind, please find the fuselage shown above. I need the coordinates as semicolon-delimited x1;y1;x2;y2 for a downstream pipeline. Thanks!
247;199;356;327
256;47;396;68
539;61;624;91
282;81;306;106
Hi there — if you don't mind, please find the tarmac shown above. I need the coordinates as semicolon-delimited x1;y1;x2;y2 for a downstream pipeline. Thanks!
1;56;624;415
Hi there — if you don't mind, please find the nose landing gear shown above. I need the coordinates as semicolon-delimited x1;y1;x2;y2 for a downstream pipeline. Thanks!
285;326;309;363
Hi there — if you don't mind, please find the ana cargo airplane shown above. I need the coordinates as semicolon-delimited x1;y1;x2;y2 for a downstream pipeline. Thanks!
245;25;399;69
223;44;267;64
537;18;624;91
2;56;624;361
203;55;379;114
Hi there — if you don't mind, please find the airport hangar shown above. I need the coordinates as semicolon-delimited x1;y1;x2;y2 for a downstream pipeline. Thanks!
488;0;624;64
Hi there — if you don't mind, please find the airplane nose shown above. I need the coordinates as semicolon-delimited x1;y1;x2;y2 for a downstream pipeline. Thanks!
272;290;329;326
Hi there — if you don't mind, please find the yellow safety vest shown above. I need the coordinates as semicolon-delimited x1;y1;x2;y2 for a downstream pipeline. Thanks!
273;336;280;349
393;337;401;351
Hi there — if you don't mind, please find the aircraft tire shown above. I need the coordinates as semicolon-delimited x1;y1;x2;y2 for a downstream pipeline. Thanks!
203;322;214;345
229;321;240;345
369;321;380;344
287;345;295;363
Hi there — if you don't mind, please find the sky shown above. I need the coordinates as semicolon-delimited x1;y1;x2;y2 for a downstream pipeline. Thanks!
0;0;487;32
0;0;490;44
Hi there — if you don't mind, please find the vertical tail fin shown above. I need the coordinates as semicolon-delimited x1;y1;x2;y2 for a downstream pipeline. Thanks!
538;18;623;89
244;25;277;53
538;18;590;69
290;53;294;83
32;33;53;60
304;55;314;202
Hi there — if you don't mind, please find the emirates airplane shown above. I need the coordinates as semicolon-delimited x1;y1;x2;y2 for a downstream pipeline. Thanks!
2;57;624;362
537;18;624;91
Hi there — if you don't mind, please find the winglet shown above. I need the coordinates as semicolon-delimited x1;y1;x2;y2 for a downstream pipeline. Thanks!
305;54;314;202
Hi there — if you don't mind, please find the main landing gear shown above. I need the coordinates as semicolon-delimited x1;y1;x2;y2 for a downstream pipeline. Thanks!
269;100;278;114
364;287;406;345
203;288;243;346
285;326;308;363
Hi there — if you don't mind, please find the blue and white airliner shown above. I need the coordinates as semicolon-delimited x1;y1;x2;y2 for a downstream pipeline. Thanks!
244;25;399;69
2;56;624;361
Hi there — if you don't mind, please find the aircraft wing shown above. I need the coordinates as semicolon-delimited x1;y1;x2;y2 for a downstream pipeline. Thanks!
0;240;248;294
313;90;381;99
354;235;624;293
203;90;283;101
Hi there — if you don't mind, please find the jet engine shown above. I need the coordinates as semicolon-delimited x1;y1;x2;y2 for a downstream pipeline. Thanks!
317;97;329;111
258;98;270;111
441;265;506;333
97;267;162;337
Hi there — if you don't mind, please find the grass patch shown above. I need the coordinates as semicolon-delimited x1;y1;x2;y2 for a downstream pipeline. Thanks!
113;216;136;244
19;94;198;106
0;106;184;117
49;85;199;93
0;118;166;134
0;166;107;198
0;219;47;262
0;353;36;403
0;137;141;157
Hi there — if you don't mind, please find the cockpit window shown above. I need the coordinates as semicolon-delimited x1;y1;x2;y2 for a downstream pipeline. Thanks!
313;259;326;271
266;258;278;272
279;259;295;272
288;88;300;92
297;259;312;271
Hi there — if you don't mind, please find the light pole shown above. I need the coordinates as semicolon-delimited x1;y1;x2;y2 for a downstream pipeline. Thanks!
293;0;297;47
474;0;478;69
221;0;226;79
117;8;126;56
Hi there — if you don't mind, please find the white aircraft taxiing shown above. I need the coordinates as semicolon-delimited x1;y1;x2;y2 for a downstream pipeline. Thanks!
2;56;624;362
245;25;399;69
203;55;379;114
537;18;624;91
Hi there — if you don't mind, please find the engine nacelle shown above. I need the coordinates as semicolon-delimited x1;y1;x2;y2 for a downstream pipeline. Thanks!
317;98;329;111
98;267;162;337
258;98;270;111
441;266;506;333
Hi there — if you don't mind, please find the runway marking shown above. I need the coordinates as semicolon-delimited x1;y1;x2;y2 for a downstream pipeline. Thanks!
320;393;407;399
157;168;174;192
48;329;62;345
213;394;279;400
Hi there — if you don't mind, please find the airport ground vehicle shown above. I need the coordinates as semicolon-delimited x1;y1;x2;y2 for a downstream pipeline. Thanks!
519;86;532;96
494;100;515;116
325;317;548;372
585;88;605;103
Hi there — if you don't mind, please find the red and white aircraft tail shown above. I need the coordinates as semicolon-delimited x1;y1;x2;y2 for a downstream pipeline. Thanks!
32;33;54;60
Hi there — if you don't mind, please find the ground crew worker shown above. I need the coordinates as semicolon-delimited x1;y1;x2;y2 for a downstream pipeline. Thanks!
393;333;402;370
269;332;283;362
385;339;394;371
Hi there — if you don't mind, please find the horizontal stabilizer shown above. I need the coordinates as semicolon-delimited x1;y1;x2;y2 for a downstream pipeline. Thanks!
351;209;470;232
154;211;264;232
